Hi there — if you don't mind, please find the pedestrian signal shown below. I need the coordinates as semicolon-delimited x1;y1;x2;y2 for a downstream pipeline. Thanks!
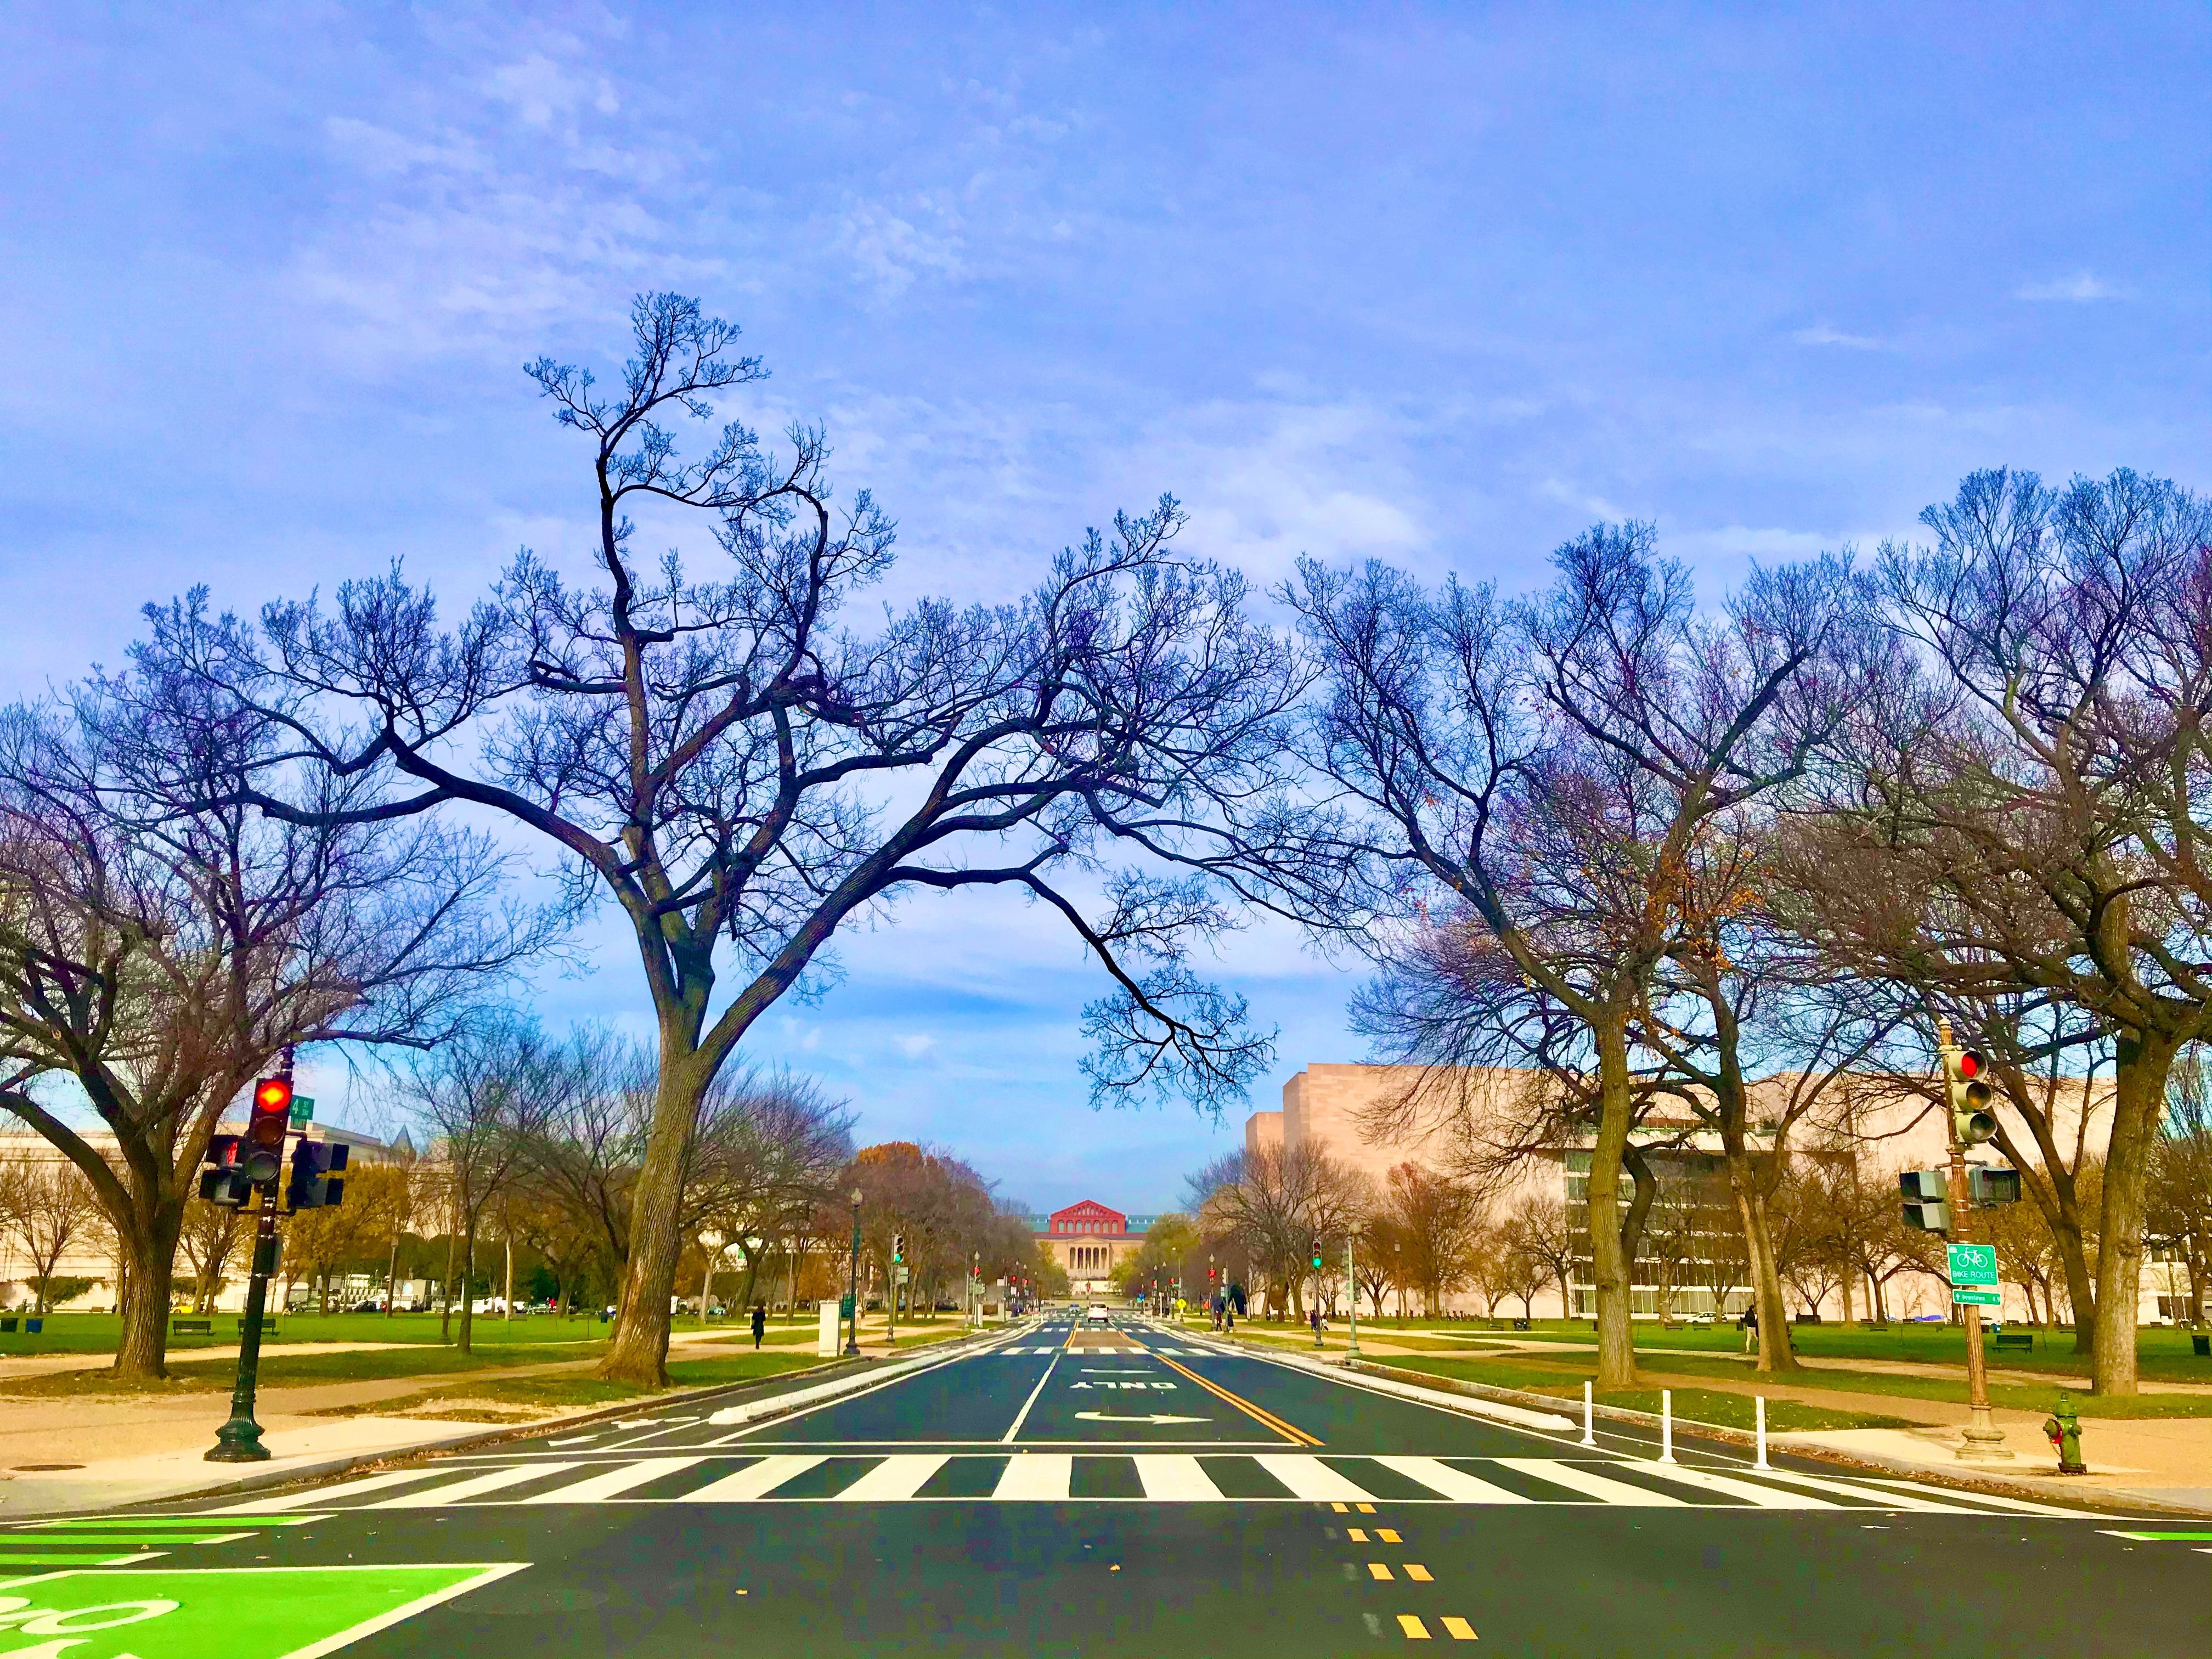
286;1139;349;1210
198;1134;255;1209
1967;1166;2021;1207
1898;1169;1951;1233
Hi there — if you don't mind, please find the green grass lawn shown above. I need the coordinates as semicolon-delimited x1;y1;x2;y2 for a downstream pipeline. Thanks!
0;1335;612;1397
0;1308;624;1357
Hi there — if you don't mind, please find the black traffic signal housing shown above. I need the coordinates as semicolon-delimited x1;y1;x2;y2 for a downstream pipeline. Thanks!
1946;1048;1997;1145
242;1076;292;1184
891;1234;904;1264
286;1139;348;1210
1311;1246;1323;1271
198;1135;256;1209
1899;1169;1951;1233
1967;1166;2022;1207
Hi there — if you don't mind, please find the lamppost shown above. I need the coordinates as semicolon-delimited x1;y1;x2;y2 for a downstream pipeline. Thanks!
844;1188;864;1357
698;1228;725;1325
971;1250;981;1328
1345;1237;1361;1359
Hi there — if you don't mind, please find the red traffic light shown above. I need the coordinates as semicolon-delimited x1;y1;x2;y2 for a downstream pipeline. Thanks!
253;1077;294;1115
1957;1051;1982;1080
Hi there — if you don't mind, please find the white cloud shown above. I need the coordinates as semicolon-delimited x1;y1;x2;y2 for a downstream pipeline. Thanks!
1791;323;1884;349
2015;273;2128;303
899;1032;938;1059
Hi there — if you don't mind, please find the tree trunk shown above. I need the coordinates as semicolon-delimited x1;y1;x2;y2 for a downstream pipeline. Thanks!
2091;1029;2177;1396
110;1201;185;1383
457;1221;478;1355
601;1054;712;1388
438;1229;457;1342
1587;1008;1639;1389
386;1230;402;1316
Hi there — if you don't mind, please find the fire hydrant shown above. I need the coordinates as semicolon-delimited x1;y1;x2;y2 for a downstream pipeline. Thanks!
2044;1391;2087;1475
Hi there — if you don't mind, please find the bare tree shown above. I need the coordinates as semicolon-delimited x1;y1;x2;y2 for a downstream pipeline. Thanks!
1382;1163;1480;1317
0;1154;105;1312
1502;1191;1578;1319
0;680;537;1380
1280;529;1869;1385
134;295;1308;1384
176;1192;246;1313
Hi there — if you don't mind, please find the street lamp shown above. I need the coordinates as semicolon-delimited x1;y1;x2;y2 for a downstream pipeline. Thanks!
844;1188;864;1357
698;1228;726;1325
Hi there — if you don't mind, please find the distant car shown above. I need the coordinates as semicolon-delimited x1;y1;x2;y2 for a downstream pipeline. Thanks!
1906;1313;1945;1323
1086;1304;1111;1325
1680;1312;1717;1326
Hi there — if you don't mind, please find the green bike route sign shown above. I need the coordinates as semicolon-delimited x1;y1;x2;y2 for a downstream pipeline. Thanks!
0;1563;524;1659
1945;1243;1998;1287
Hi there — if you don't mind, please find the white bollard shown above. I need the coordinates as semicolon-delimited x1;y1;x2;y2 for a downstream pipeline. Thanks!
1755;1395;1770;1470
1660;1389;1677;1463
1581;1380;1596;1447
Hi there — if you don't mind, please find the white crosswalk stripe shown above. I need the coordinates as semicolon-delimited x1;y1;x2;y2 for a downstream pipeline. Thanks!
262;1452;2106;1516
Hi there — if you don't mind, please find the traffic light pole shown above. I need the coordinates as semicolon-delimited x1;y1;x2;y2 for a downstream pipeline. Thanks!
1938;1021;2013;1465
1345;1238;1360;1359
207;1054;295;1464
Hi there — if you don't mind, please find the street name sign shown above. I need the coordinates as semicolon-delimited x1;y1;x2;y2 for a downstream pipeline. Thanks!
1952;1288;2001;1307
287;1094;315;1126
1946;1243;1997;1286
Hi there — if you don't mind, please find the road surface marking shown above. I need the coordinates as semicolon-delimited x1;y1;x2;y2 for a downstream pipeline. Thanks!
526;1458;706;1504
1400;1613;1432;1638
1406;1564;1434;1582
373;1464;578;1508
1494;1459;1689;1506
1375;1457;1533;1505
1347;1527;1367;1542
212;1470;445;1513
1632;1464;1840;1509
1862;1480;2100;1519
993;1454;1074;1500
1368;1562;1395;1580
1376;1529;1401;1543
1254;1454;1376;1503
679;1456;826;1502
1134;1455;1224;1500
1151;1352;1321;1446
1440;1615;1477;1640
1731;1467;2000;1513
1002;1349;1064;1442
836;1454;951;1502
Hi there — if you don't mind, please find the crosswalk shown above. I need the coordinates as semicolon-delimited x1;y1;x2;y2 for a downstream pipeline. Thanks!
212;1453;2101;1517
990;1345;1212;1357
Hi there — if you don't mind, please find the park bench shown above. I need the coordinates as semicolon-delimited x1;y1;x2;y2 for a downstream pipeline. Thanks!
236;1317;278;1338
1991;1332;2033;1352
1;1318;42;1335
1792;1313;1822;1325
171;1317;212;1335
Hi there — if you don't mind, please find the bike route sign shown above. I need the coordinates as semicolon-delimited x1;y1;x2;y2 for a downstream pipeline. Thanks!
1946;1243;1998;1287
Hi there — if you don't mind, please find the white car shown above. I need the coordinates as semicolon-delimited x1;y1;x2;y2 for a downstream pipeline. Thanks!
1086;1304;1111;1325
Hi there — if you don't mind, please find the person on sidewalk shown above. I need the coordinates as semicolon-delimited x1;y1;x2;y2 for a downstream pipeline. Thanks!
1742;1302;1759;1353
751;1302;767;1350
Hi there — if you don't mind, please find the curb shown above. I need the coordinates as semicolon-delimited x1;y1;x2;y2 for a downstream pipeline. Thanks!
29;1327;1007;1520
1345;1356;2212;1521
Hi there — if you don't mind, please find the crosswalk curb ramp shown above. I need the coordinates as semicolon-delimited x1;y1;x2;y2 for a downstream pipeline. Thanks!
211;1454;2108;1515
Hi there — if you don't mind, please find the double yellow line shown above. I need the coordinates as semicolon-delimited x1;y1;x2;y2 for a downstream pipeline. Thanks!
1152;1350;1322;1446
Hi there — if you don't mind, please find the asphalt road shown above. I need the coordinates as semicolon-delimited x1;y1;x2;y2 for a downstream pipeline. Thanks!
2;1313;2203;1658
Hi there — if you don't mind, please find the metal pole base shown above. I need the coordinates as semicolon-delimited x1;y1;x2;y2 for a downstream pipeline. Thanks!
1955;1415;2015;1463
205;1413;270;1463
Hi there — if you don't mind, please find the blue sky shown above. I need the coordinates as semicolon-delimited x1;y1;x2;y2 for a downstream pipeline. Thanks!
3;4;2205;1212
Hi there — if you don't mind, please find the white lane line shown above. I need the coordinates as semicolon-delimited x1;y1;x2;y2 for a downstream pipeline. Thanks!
1375;1455;1532;1504
524;1458;706;1504
834;1454;950;1502
992;1453;1074;1499
1859;1479;2101;1519
1724;1466;2001;1514
1001;1349;1063;1444
211;1469;447;1513
1254;1455;1377;1503
1632;1463;1839;1509
1135;1454;1224;1500
372;1463;579;1508
678;1455;826;1502
1495;1458;1689;1506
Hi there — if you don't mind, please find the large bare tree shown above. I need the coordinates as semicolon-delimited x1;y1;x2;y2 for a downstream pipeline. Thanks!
132;295;1304;1384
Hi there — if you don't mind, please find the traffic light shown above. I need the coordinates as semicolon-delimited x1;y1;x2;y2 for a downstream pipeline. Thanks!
1967;1166;2022;1207
1899;1170;1951;1233
1943;1046;1997;1145
891;1234;904;1264
1311;1246;1323;1271
286;1139;348;1210
242;1077;292;1184
198;1135;255;1209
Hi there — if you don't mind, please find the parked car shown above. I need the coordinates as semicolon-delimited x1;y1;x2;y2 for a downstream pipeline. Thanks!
348;1298;386;1314
1680;1312;1717;1326
1086;1304;1111;1325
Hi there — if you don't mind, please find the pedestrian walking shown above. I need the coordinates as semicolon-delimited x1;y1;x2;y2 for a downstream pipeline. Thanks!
752;1302;767;1351
1742;1302;1759;1353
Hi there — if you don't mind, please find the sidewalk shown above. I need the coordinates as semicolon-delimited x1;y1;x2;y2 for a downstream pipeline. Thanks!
0;1321;951;1519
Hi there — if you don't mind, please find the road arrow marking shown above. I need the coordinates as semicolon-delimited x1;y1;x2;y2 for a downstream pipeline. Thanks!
1073;1412;1209;1424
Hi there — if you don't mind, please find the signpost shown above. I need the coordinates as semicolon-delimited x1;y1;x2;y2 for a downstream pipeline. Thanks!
1938;1025;2013;1464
